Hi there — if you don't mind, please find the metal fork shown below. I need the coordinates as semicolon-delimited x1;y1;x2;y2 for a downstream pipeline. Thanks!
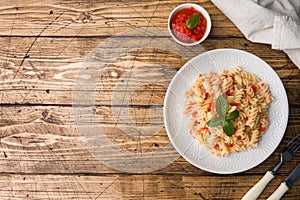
242;133;300;200
271;134;300;175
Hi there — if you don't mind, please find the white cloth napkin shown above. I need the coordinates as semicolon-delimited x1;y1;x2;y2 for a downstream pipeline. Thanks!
211;0;300;70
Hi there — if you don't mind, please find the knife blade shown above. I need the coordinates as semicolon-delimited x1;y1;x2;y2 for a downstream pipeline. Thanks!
267;163;300;200
285;163;300;188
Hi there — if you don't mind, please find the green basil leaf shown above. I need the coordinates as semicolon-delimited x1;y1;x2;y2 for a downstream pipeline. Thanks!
216;95;228;117
186;13;201;29
223;120;234;136
207;117;223;127
226;109;239;120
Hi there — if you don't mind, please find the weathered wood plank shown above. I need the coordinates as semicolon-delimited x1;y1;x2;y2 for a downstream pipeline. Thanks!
0;37;292;69
0;37;299;105
0;0;241;38
0;107;299;175
0;174;298;200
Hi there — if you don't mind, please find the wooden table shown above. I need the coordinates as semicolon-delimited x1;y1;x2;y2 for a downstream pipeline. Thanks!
0;0;299;199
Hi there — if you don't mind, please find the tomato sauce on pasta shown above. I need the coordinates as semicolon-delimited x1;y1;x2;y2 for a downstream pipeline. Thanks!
183;67;273;157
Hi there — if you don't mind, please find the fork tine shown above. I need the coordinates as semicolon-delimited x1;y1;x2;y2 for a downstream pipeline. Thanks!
291;141;300;153
288;134;300;153
286;134;300;148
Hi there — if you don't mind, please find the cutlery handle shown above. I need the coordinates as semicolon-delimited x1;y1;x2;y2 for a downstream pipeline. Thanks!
267;182;289;200
242;171;275;200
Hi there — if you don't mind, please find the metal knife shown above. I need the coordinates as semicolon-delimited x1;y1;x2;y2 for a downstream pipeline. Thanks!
267;163;300;200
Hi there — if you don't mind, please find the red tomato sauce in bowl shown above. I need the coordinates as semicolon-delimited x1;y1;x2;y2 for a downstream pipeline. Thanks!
170;7;207;43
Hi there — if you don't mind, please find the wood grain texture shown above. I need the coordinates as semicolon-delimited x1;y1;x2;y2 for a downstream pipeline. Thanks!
0;0;241;37
0;0;299;199
0;174;298;200
0;37;298;105
0;105;299;174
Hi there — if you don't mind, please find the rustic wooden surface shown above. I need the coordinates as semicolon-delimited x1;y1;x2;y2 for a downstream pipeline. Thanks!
0;0;299;199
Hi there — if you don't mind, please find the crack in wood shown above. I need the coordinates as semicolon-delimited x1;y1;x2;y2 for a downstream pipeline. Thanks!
12;11;66;80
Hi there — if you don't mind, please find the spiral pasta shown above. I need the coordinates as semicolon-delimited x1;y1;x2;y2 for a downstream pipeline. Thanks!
183;67;273;157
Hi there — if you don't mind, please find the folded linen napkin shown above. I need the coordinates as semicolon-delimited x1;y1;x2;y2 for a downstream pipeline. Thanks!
211;0;300;70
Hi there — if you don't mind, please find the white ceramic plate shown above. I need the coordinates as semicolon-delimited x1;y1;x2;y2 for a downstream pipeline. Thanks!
163;48;289;174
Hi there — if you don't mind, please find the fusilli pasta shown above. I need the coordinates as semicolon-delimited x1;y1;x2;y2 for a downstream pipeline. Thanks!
183;67;273;157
